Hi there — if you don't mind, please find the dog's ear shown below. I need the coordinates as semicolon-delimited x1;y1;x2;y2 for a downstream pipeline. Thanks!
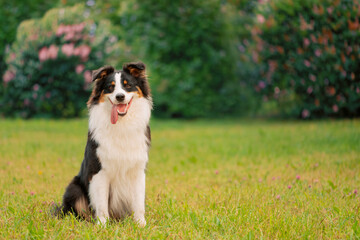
123;62;146;78
92;66;114;82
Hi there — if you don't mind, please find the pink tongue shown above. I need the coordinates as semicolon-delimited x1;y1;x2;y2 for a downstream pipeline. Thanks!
111;104;127;124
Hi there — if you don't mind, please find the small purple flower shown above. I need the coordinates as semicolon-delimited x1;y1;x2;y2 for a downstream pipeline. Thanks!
308;185;312;188
32;93;38;99
45;92;51;99
39;210;43;213
215;170;219;175
258;178;263;183
354;189;358;195
30;192;35;196
288;185;292;189
276;195;281;200
296;175;301;180
11;192;15;195
304;60;311;67
26;166;30;170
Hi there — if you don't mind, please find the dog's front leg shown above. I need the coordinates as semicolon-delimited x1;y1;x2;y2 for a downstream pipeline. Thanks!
131;169;146;227
89;170;110;225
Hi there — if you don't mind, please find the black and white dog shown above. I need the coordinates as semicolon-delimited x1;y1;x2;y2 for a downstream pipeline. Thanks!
56;62;152;226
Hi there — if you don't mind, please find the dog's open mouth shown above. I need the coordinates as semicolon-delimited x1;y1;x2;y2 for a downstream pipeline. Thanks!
110;98;133;124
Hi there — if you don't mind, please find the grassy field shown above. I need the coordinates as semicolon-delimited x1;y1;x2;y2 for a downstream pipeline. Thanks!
0;119;359;239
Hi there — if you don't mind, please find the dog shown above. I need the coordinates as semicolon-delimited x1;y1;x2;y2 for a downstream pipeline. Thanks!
55;62;152;226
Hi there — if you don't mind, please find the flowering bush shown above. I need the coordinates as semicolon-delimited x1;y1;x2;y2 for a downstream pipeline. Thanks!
1;4;123;118
252;0;360;118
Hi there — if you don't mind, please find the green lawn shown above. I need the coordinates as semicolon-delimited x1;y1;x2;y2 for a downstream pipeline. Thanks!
0;119;359;239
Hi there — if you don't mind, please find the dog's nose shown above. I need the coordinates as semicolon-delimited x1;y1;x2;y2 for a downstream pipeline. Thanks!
116;93;125;102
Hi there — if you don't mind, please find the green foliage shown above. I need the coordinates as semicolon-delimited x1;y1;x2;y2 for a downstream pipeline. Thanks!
253;0;360;118
0;0;58;85
116;0;246;118
1;4;124;118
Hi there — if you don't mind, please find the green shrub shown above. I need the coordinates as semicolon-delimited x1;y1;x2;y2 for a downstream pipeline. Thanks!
253;0;360;118
0;0;57;85
1;4;124;118
116;0;244;118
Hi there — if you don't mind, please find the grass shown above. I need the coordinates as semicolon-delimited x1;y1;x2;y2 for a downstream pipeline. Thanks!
0;118;359;239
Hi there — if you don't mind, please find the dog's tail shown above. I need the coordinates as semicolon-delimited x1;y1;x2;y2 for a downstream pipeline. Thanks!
52;176;92;220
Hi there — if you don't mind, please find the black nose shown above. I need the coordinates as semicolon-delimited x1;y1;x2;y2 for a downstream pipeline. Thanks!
116;93;125;102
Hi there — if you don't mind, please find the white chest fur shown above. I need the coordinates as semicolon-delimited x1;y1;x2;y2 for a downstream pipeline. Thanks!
88;97;151;174
88;97;151;220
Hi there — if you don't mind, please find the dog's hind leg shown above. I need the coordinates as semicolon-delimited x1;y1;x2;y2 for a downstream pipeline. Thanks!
57;176;91;220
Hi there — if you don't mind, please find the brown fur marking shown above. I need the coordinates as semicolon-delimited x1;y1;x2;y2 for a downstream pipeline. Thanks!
136;86;143;98
75;196;91;220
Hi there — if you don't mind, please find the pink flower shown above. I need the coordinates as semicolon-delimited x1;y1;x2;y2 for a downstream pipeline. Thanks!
24;99;30;106
332;104;339;112
45;92;51;99
75;45;91;61
215;170;219;175
33;93;38;99
64;32;75;41
56;24;66;36
76;64;85;74
315;49;322;57
30;192;35;195
296;175;301;180
33;84;40;91
257;14;265;24
304;60;311;67
288;185;292;189
258;81;266;89
61;43;75;57
327;7;333;14
307;86;313;94
38;47;48;62
3;70;15;83
309;74;316;82
354;189;358;195
274;87;280;94
356;87;360;94
73;22;85;33
276;195;281;200
303;38;310;47
48;45;58;59
83;70;92;83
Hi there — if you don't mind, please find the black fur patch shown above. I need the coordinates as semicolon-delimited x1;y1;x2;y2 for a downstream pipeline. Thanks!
55;132;101;218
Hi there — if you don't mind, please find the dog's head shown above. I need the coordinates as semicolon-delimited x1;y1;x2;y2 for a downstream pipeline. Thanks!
87;62;151;124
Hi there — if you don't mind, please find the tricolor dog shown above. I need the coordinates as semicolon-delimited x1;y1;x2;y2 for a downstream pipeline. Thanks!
55;62;152;226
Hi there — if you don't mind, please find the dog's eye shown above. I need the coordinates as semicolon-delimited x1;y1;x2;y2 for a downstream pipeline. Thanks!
108;85;114;91
123;80;131;89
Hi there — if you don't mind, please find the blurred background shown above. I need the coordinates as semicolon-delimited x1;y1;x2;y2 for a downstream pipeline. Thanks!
0;0;359;119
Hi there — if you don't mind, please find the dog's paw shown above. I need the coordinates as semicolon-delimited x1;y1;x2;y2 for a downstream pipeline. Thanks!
97;216;108;226
134;217;146;227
